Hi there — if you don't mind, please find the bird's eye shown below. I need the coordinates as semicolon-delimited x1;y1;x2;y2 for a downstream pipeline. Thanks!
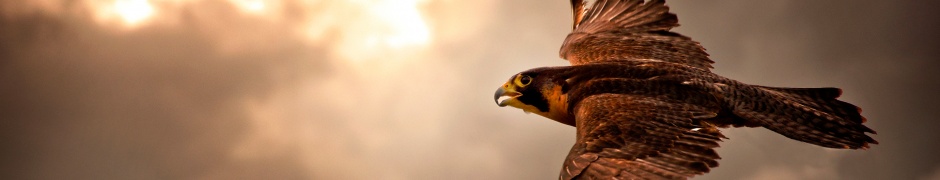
519;75;532;86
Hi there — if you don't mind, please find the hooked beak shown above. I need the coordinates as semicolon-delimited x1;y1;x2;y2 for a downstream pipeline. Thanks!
494;85;521;107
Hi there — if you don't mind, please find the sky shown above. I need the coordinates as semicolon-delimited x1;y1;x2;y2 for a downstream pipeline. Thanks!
1;0;939;179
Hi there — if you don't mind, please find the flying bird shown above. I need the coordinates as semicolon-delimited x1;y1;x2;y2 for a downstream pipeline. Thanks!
492;0;878;179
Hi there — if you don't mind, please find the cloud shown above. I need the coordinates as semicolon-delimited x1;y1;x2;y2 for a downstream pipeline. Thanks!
920;166;940;180
2;0;939;179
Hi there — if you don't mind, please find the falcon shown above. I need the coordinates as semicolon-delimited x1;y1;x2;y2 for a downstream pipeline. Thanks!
492;0;878;179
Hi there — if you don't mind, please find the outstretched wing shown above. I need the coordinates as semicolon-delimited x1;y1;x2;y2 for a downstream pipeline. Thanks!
561;93;724;180
561;0;712;70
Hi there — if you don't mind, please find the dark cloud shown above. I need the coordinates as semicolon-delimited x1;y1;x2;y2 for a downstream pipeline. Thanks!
1;0;938;179
0;4;328;179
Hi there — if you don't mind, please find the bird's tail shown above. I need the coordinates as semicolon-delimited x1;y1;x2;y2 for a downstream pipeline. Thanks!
726;85;877;149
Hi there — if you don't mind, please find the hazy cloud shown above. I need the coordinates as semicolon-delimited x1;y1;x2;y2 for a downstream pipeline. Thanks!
1;0;938;179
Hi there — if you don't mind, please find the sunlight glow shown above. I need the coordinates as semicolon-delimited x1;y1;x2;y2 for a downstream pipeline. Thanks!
367;0;430;48
85;0;433;62
231;0;266;13
89;0;157;28
304;0;432;62
113;0;154;25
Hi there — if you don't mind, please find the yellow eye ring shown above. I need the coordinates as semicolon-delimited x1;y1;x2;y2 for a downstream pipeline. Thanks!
519;75;532;86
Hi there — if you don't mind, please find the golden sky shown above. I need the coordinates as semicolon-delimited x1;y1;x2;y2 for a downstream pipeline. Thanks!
2;0;940;179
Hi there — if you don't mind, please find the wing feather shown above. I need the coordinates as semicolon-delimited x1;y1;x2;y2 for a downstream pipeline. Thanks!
560;0;713;70
560;94;724;180
570;0;586;30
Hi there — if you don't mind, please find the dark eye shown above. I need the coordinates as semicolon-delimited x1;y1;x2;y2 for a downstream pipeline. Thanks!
520;75;532;85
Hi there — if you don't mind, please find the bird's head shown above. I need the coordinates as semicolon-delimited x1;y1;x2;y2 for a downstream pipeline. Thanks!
494;67;574;125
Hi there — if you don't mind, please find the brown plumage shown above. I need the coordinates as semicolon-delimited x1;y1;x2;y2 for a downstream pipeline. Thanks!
493;0;877;179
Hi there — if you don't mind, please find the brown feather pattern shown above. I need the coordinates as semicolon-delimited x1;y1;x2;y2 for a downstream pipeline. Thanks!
495;0;878;179
560;0;711;69
561;94;723;180
543;61;876;179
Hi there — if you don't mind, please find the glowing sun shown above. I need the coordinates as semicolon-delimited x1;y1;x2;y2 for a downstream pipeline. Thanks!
113;0;154;26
